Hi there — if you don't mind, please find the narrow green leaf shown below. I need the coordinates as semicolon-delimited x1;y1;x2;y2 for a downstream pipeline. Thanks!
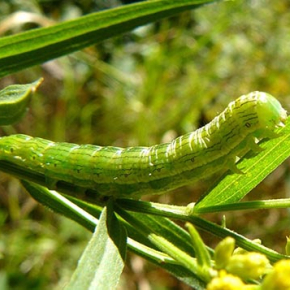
128;239;206;289
195;119;290;209
22;182;128;288
0;0;220;77
192;198;290;214
0;79;42;125
21;180;100;232
22;185;205;288
186;223;211;269
184;215;288;263
115;205;211;283
114;199;287;262
117;208;197;257
66;204;127;290
23;182;284;287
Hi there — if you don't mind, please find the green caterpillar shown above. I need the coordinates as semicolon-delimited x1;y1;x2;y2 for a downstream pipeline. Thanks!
0;91;287;198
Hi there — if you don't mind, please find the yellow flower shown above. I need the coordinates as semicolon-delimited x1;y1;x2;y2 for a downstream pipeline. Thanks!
261;259;290;290
214;237;235;269
206;271;246;290
226;252;269;280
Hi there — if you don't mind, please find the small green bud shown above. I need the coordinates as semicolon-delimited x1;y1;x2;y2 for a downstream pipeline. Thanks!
226;252;269;280
214;237;235;269
261;259;290;290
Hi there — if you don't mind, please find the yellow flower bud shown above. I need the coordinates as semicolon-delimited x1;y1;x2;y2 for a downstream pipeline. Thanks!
226;252;269;280
214;237;235;269
206;270;246;290
261;259;290;290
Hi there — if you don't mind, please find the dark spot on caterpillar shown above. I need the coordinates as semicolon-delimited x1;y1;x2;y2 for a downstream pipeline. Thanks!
191;157;195;162
10;148;14;153
245;123;251;128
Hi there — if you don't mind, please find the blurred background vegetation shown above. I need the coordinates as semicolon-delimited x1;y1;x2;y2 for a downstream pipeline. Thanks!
0;0;289;289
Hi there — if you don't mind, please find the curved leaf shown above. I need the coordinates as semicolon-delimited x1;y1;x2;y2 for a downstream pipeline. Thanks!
0;0;221;77
0;79;42;125
66;204;126;290
195;118;290;210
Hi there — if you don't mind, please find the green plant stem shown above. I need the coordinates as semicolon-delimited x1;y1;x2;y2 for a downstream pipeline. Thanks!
116;199;288;262
114;204;212;282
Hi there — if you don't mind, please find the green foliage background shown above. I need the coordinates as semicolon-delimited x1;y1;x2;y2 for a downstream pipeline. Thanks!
0;0;289;289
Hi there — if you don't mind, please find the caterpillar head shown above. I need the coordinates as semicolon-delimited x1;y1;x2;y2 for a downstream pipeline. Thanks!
255;92;287;130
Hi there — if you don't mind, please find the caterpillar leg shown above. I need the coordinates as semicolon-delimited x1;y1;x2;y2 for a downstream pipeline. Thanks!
247;137;264;153
45;176;58;189
228;158;244;174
